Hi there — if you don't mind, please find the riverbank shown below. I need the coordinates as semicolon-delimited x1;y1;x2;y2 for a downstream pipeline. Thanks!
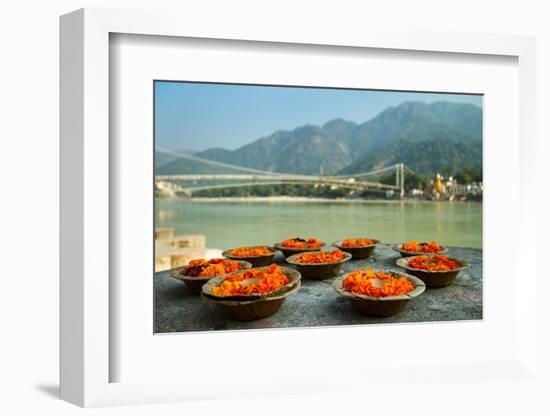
165;196;481;204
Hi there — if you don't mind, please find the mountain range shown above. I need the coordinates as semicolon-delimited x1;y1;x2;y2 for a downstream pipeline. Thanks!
156;101;482;177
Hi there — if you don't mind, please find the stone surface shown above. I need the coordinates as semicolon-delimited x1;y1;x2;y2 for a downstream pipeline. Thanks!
154;244;482;333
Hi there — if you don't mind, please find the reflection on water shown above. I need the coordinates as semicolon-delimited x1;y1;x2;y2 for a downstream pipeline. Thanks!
155;200;482;250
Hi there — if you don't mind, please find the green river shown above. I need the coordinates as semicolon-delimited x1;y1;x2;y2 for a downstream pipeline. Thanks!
155;199;482;250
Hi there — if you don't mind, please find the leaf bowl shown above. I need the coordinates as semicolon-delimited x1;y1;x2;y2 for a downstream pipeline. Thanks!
395;255;469;288
201;267;301;321
333;270;425;317
392;243;448;258
222;246;277;267
286;250;352;280
201;266;301;302
170;260;253;295
273;241;327;259
332;239;379;260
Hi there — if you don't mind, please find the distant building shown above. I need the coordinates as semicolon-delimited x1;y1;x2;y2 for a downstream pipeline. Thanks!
432;173;446;199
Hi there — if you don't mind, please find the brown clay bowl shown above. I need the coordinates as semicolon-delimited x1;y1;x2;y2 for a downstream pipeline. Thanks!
395;255;469;288
170;260;252;294
392;243;448;258
273;241;326;259
201;266;301;301
286;251;352;280
332;239;380;260
201;277;301;321
333;271;426;317
222;246;277;267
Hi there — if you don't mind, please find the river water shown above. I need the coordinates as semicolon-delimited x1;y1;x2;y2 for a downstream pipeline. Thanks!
155;199;482;250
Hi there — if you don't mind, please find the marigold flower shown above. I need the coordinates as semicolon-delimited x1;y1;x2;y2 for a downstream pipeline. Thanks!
184;258;244;277
341;238;376;247
199;264;226;277
229;246;272;257
295;249;345;264
401;240;443;253
343;267;414;297
408;254;460;271
281;237;324;248
211;264;289;296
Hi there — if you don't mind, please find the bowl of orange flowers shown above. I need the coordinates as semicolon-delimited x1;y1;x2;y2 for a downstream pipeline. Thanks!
332;238;380;260
274;237;326;258
222;245;276;267
396;254;468;288
286;248;352;279
333;267;425;317
170;258;252;294
393;240;448;257
201;264;301;321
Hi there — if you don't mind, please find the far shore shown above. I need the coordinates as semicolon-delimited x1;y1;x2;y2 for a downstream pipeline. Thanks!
156;196;481;204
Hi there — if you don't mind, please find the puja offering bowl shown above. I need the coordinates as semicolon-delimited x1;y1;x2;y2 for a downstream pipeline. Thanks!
392;243;448;258
286;251;352;280
170;260;252;295
395;256;469;288
222;247;276;267
332;239;379;260
201;266;301;321
333;271;425;317
201;266;301;301
274;242;327;258
202;283;300;321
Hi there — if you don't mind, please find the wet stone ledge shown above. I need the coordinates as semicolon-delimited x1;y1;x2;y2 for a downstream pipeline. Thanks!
154;244;482;333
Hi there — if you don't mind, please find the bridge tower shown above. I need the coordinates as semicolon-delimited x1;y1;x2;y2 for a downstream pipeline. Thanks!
395;163;405;199
400;163;405;199
395;164;400;188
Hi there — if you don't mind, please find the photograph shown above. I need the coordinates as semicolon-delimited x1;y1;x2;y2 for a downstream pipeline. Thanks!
153;81;483;333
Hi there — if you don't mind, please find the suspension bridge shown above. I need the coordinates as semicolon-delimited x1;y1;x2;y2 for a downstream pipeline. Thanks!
155;148;413;198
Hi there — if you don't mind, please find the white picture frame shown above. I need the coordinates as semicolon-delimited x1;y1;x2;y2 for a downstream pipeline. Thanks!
60;7;537;407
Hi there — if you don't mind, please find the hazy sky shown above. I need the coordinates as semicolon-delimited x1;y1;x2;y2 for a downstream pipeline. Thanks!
155;81;482;151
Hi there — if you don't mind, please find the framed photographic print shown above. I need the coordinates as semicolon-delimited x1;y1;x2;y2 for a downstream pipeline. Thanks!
60;8;537;408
